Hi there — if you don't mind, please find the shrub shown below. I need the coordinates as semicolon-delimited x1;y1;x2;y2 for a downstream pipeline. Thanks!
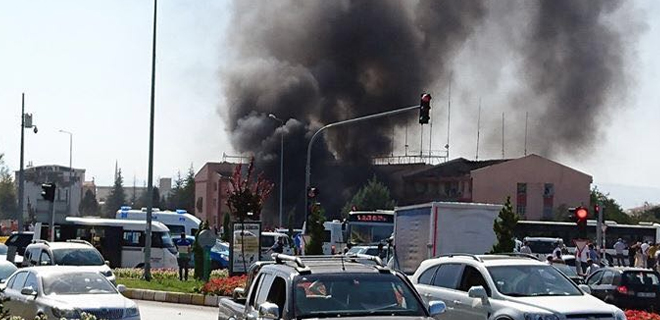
114;268;228;281
625;310;660;320
198;275;247;296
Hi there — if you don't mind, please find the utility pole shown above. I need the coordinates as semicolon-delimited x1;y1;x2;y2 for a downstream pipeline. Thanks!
305;104;420;225
144;0;158;281
18;93;38;231
268;114;285;228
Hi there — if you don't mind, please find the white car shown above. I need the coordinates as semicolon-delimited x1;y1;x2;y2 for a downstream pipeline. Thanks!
410;254;627;320
0;266;139;320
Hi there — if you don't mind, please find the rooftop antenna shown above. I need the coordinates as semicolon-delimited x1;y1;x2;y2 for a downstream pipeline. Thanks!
501;112;505;159
476;98;482;160
404;124;409;156
429;107;433;160
524;111;529;156
445;73;452;160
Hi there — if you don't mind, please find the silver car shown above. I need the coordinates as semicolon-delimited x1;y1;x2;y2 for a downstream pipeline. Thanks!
0;266;139;320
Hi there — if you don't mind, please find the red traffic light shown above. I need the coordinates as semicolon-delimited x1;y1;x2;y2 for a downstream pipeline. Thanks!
576;207;588;220
421;93;432;103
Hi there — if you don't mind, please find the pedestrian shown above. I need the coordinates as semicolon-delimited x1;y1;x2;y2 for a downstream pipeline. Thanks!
634;242;645;268
520;241;532;255
613;238;626;266
641;241;650;268
586;258;600;276
629;243;637;267
577;245;589;275
174;232;193;281
268;237;285;255
648;243;658;269
588;244;599;264
546;255;554;264
552;241;562;259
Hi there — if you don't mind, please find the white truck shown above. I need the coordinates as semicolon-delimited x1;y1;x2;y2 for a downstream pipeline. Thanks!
392;201;502;274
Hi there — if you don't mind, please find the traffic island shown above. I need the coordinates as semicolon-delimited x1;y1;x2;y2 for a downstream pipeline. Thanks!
123;288;222;306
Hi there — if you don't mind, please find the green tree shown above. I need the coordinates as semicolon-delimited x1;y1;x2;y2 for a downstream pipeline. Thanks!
0;154;17;220
104;169;126;218
221;213;231;242
79;189;99;216
491;196;518;253
135;187;161;209
341;176;396;218
193;220;208;280
226;158;273;272
552;204;570;222
180;165;196;214
305;203;326;255
590;187;631;224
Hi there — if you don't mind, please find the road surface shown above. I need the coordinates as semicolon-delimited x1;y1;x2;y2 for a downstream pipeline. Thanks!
137;300;217;320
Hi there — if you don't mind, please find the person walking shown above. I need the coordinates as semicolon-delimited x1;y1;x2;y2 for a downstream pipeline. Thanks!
174;232;193;281
588;244;599;264
641;241;650;268
634;242;645;268
613;238;626;266
520;241;533;255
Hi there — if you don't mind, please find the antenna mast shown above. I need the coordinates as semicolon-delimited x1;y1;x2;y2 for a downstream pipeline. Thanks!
445;74;452;160
476;98;482;160
524;112;529;156
501;112;505;159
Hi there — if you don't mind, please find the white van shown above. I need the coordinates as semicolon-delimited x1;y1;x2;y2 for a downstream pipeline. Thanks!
260;232;293;259
116;206;201;236
35;217;179;269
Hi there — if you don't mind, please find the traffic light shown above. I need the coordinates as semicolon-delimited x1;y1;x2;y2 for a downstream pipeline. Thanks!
419;93;432;124
41;183;56;202
307;187;319;199
569;206;588;238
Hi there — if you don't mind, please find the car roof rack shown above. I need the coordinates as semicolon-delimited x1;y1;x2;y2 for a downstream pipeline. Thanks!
496;253;540;261
292;254;386;267
30;239;49;246
66;239;93;246
436;253;483;262
272;253;311;274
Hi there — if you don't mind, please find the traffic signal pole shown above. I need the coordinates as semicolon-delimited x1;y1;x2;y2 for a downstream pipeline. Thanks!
304;104;421;226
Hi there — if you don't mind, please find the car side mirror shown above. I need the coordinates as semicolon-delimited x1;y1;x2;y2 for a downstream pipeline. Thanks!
105;261;110;266
579;284;591;294
20;287;37;297
232;287;245;300
258;302;280;320
428;300;446;316
468;286;489;304
116;284;127;293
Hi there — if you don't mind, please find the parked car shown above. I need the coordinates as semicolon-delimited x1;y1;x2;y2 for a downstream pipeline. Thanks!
23;240;115;285
0;266;139;320
585;267;660;310
410;254;626;320
551;262;584;284
0;260;17;282
346;245;393;260
210;240;229;269
4;231;34;265
218;253;445;320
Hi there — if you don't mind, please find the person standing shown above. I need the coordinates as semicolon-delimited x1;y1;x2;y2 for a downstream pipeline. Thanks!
268;237;285;255
613;238;626;266
641;241;650;268
174;232;193;281
520;241;533;255
552;242;562;260
588;244;599;264
586;258;600;276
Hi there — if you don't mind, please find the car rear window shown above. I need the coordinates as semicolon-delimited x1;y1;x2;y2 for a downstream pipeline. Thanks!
624;271;659;286
53;248;104;266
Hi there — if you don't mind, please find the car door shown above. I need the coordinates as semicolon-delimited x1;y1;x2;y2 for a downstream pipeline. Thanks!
597;270;617;301
245;273;274;320
415;263;465;318
586;270;605;299
3;271;29;319
20;272;40;319
455;265;493;320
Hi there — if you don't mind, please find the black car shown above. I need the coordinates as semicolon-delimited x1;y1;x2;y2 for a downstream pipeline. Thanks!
585;267;660;310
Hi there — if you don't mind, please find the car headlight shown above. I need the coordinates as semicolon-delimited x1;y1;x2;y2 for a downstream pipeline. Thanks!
125;307;140;317
52;307;80;319
525;313;560;320
614;309;626;320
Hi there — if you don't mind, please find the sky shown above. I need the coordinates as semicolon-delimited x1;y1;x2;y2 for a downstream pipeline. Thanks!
1;1;659;209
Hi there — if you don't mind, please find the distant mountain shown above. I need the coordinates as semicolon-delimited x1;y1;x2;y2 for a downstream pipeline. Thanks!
595;183;660;210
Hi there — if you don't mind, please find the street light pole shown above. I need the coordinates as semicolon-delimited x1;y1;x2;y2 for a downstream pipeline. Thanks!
144;0;158;281
58;130;73;215
268;114;284;228
304;104;421;226
18;93;38;232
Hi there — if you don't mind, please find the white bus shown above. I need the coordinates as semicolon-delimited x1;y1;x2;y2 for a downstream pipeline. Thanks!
116;206;201;236
35;217;179;269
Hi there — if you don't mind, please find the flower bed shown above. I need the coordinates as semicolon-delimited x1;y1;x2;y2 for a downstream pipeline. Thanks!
114;268;228;280
198;275;247;296
625;310;660;320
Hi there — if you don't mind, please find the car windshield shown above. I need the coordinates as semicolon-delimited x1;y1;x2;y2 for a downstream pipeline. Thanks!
160;232;175;248
488;265;582;297
53;248;104;266
43;272;117;295
527;241;556;254
294;273;425;318
552;263;578;277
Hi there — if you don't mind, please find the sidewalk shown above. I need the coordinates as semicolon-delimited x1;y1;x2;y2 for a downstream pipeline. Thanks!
123;288;223;307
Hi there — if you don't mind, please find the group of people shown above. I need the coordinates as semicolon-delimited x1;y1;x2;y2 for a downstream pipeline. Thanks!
614;238;660;269
518;240;603;277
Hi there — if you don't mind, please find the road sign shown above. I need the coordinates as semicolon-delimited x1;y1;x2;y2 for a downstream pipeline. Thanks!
601;225;608;232
573;239;589;252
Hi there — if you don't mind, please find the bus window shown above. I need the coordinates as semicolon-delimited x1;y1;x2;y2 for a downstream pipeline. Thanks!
123;231;144;247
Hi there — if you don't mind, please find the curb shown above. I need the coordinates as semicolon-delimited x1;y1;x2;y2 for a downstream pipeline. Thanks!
123;288;224;307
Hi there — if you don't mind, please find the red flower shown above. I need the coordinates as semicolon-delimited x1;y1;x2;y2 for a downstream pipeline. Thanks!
201;275;247;296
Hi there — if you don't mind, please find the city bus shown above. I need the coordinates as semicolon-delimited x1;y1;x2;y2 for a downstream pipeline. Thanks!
514;219;660;258
346;210;394;245
116;206;201;236
35;217;178;269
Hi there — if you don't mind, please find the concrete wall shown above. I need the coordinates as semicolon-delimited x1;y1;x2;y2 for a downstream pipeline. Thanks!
471;155;592;220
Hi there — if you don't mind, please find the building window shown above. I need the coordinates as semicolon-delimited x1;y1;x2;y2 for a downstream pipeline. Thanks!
543;183;554;219
516;183;527;216
213;198;217;209
214;182;218;191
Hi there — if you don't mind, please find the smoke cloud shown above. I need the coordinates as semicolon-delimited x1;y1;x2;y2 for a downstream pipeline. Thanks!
218;0;637;224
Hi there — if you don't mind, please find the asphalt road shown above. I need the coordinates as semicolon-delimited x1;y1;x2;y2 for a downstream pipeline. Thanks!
136;300;217;320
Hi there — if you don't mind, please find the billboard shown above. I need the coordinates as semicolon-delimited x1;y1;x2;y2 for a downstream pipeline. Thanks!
230;222;261;274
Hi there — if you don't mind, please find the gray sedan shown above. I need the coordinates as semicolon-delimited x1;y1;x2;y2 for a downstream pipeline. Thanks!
0;266;139;320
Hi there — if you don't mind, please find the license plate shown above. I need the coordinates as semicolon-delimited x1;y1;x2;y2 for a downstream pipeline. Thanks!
637;292;656;298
